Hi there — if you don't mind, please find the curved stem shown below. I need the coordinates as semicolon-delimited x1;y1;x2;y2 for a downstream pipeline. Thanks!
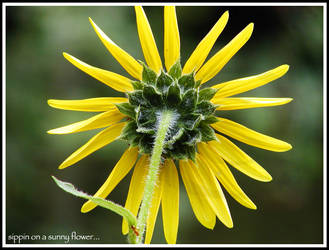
134;110;174;244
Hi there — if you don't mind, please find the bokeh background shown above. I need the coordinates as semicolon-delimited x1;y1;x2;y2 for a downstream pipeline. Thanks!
6;5;324;244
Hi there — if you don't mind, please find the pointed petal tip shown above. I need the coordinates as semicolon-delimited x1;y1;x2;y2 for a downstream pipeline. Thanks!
283;142;293;151
226;221;234;229
81;202;92;213
58;164;66;170
62;52;71;60
262;174;272;182
281;64;290;74
47;99;54;106
58;161;70;170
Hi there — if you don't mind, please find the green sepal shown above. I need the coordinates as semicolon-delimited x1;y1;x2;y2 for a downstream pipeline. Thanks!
131;80;144;90
180;89;197;113
119;121;138;142
115;103;136;118
130;134;143;147
141;61;157;85
199;122;217;142
127;90;148;107
168;60;182;80
195;101;216;117
202;115;219;124
182;129;202;146
166;127;185;147
143;85;163;107
136;107;156;134
156;70;174;93
178;72;195;91
198;88;218;102
194;80;201;89
167;143;187;160
180;113;202;130
166;83;181;108
136;107;156;126
167;143;196;161
186;145;196;162
138;135;153;154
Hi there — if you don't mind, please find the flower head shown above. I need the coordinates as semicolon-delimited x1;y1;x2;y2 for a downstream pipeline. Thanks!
48;6;292;244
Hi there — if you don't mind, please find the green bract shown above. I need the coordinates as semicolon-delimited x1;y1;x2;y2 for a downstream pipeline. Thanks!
117;61;219;161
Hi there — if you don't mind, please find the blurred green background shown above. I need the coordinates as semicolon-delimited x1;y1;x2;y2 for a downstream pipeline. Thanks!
6;5;324;244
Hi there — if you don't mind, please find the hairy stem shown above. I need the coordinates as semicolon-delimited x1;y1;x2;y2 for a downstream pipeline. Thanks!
133;110;174;244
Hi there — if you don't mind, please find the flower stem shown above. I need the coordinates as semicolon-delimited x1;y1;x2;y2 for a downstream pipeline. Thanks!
134;110;174;244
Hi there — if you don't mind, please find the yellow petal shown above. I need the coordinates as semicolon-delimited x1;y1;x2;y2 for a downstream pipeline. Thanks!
58;122;125;169
144;169;163;244
212;64;289;98
182;11;229;74
208;134;272;182
122;155;149;235
197;147;256;210
135;6;162;74
63;53;133;92
179;160;216;229
212;97;293;110
161;159;179;244
164;6;180;71
47;109;125;134
211;118;292;152
195;23;254;84
89;18;143;80
81;147;138;213
190;159;233;228
47;97;127;112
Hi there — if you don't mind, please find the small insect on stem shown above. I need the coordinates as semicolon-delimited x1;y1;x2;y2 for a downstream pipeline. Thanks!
131;225;139;236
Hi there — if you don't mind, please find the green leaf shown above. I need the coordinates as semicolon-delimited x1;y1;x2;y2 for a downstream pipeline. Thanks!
178;73;195;90
115;103;136;118
166;83;181;108
52;176;137;228
168;60;182;79
156;71;174;93
198;88;218;102
141;62;157;85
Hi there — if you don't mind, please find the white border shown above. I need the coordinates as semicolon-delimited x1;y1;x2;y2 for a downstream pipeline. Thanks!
2;1;327;248
1;2;328;6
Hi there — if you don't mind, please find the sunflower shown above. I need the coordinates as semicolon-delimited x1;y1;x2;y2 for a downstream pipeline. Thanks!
48;6;292;244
